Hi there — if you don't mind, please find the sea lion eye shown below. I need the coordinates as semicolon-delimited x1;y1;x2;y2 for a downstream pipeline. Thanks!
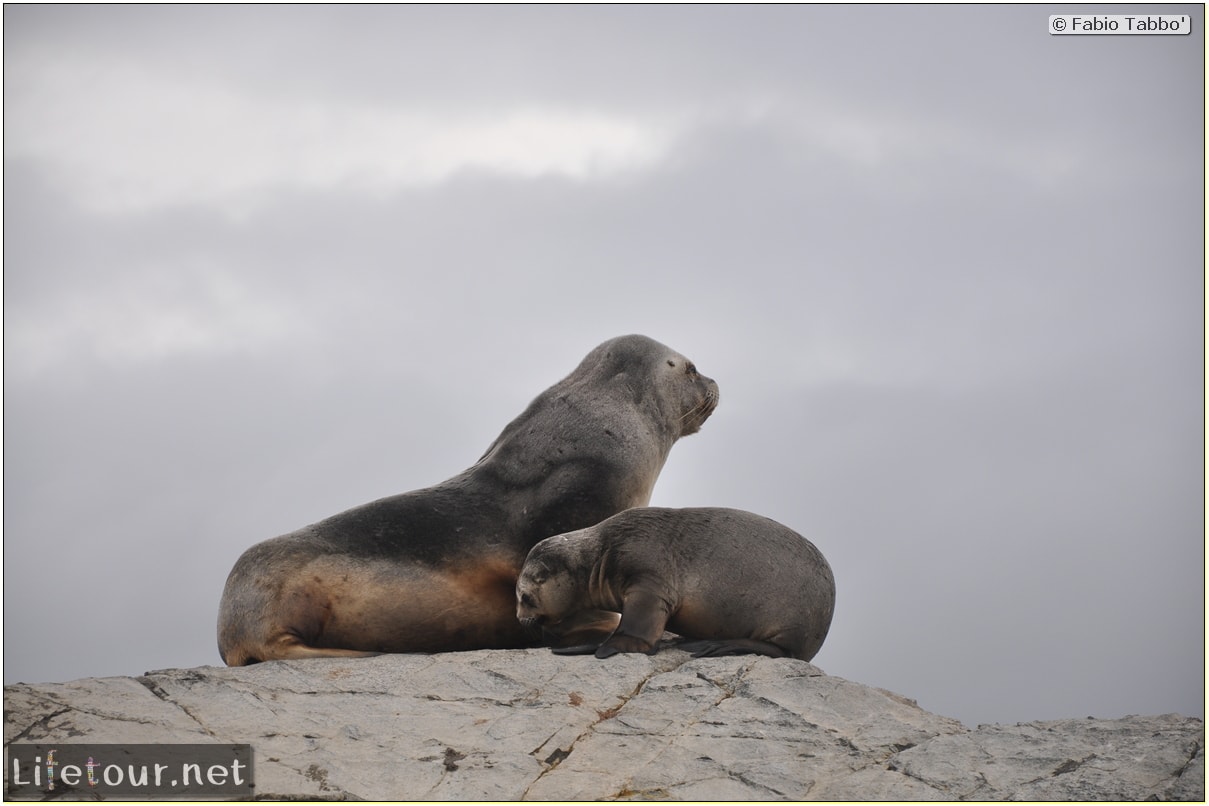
520;593;536;607
685;362;698;376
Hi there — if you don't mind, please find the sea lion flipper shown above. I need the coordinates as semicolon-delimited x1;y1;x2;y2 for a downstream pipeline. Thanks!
594;633;655;658
551;643;600;656
541;610;621;651
682;638;788;659
593;587;669;657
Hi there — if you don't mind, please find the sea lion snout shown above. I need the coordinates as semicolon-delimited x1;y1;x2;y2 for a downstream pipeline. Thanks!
516;586;543;626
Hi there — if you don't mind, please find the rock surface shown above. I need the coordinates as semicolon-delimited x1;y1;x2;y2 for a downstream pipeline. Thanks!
4;648;1203;800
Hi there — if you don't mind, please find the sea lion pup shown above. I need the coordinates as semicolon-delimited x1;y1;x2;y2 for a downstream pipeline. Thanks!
218;335;718;665
516;507;835;661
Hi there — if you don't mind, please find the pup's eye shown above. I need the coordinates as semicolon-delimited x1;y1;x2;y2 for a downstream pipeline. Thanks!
520;593;536;607
685;362;698;376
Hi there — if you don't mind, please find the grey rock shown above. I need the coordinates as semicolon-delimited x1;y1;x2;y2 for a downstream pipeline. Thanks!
4;649;1202;801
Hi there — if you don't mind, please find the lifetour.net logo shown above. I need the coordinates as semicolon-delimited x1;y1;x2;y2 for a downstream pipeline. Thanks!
5;744;253;799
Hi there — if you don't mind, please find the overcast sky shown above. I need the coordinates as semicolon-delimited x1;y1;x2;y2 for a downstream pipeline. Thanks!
3;4;1203;727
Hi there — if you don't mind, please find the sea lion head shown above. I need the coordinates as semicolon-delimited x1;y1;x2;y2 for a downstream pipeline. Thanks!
516;536;583;628
577;334;720;439
660;350;719;437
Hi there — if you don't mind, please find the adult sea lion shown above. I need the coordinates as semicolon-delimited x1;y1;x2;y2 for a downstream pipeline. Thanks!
516;507;835;661
217;335;719;666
